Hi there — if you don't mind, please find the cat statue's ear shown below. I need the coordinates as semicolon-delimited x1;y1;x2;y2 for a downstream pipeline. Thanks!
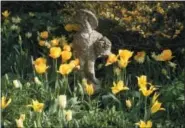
75;9;98;30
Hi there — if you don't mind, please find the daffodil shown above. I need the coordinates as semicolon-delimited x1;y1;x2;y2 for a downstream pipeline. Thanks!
58;64;73;76
139;85;157;97
1;96;12;109
34;57;46;65
118;49;133;60
84;83;94;96
64;110;72;121
137;75;147;89
27;100;44;113
2;10;10;18
15;114;25;128
51;38;59;46
111;80;129;94
151;100;165;114
134;51;146;63
105;53;117;66
58;95;67;109
125;99;132;109
35;63;48;74
118;58;129;68
49;47;62;59
135;120;152;128
61;51;72;63
40;31;48;39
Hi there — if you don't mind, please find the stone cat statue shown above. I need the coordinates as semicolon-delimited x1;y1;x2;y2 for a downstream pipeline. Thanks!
72;9;112;89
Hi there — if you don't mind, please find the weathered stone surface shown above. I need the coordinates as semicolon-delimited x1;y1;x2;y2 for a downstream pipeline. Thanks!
73;9;112;89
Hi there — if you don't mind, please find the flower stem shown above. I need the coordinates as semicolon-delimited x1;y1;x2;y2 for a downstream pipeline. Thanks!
144;97;148;121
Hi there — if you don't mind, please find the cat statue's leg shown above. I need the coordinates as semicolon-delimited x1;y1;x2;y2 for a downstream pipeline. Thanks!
86;59;100;90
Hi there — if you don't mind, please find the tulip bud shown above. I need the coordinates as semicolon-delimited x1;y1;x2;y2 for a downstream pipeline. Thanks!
34;77;42;85
58;95;67;109
65;110;72;121
13;80;22;88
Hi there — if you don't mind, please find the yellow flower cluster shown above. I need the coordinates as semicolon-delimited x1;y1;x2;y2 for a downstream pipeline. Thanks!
34;57;48;74
137;75;157;97
137;75;165;114
106;49;133;68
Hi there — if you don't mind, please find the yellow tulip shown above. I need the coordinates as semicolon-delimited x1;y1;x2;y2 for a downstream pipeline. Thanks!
151;100;165;114
152;92;160;104
139;85;157;97
85;83;94;96
125;99;132;109
34;57;46;65
63;44;71;52
35;63;48;74
40;31;48;39
134;51;146;63
15;114;25;128
111;80;129;94
64;110;72;121
61;51;72;63
49;47;62;59
118;49;133;61
135;120;152;128
1;96;11;109
39;40;45;46
51;38;59;46
27;100;44;113
58;64;73;76
2;10;10;18
118;58;129;68
137;75;147;89
105;53;117;66
152;49;173;61
159;49;173;61
69;59;80;69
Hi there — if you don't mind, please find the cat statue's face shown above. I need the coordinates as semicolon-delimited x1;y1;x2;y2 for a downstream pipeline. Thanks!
94;36;112;58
